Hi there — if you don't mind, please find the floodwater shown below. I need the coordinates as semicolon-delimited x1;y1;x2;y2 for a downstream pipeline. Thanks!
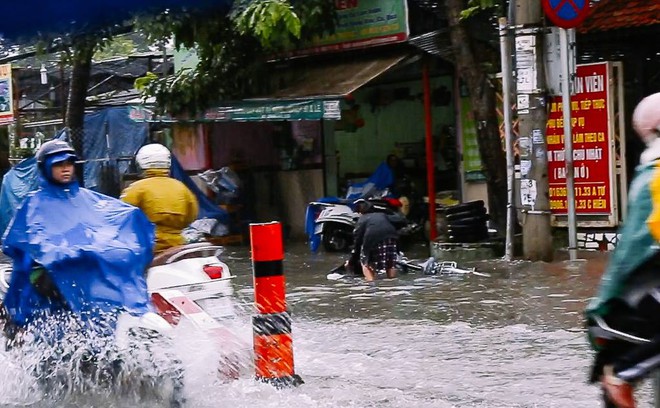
0;242;653;407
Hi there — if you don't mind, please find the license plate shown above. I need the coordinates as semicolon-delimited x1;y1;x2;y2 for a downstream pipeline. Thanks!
197;297;235;320
314;223;323;234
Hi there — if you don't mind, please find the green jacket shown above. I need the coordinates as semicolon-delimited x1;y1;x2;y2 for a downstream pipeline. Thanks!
586;160;660;319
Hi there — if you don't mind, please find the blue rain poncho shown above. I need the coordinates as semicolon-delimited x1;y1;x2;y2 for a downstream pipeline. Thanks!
2;176;155;327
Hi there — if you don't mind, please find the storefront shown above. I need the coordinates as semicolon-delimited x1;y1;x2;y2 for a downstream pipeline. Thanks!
150;0;467;239
155;47;460;240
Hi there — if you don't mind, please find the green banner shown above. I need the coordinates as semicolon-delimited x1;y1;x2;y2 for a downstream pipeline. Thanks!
297;0;409;55
134;100;342;123
204;99;341;121
460;97;486;181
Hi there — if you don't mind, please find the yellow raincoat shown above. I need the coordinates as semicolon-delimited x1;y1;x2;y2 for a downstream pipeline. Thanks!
120;169;199;253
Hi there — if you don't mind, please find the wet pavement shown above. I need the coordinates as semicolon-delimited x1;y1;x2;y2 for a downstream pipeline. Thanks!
0;242;654;407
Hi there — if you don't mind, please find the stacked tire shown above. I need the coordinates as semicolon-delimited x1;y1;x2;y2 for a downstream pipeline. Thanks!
443;200;489;243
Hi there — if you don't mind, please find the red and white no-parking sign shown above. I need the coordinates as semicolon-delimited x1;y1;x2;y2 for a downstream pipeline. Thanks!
542;0;590;29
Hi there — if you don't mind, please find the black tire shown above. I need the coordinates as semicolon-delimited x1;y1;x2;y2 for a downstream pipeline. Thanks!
453;224;489;234
442;200;485;215
448;227;488;243
447;225;488;237
322;224;353;252
445;207;487;221
449;234;486;243
447;215;489;226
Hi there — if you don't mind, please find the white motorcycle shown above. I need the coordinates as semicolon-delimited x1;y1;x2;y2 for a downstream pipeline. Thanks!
310;201;358;252
147;242;236;320
0;242;236;321
0;242;242;403
309;197;421;253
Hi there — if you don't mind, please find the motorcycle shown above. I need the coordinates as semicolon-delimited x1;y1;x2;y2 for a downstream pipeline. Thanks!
1;242;236;321
307;196;422;253
587;297;660;407
16;310;186;407
0;242;243;405
147;242;236;321
308;200;356;252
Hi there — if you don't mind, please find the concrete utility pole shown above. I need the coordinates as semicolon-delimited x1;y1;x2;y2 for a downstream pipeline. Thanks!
514;0;553;261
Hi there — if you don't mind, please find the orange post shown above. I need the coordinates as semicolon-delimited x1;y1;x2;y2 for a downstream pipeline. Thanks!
250;222;303;387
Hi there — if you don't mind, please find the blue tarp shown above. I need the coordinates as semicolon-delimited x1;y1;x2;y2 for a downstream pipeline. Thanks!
345;162;394;200
1;106;228;238
2;176;154;327
0;158;38;238
83;106;149;191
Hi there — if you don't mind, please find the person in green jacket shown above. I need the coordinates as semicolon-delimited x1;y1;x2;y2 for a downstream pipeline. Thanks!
587;92;660;408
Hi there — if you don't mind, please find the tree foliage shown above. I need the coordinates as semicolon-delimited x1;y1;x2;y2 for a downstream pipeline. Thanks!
93;36;139;62
135;0;336;117
444;0;508;232
460;0;498;19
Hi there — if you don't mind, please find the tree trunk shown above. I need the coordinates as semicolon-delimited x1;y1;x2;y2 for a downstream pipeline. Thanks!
445;0;508;233
65;39;95;186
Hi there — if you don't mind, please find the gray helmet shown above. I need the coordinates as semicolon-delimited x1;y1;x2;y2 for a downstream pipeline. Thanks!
36;140;77;164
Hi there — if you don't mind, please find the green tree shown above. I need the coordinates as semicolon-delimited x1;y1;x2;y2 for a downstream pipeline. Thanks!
53;0;334;185
444;0;509;232
135;0;336;116
66;37;96;160
60;31;120;165
93;36;138;61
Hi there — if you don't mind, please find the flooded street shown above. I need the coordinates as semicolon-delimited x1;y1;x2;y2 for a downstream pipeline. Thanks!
207;242;627;408
0;242;653;407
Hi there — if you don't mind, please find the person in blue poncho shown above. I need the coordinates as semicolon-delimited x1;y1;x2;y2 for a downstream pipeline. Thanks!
1;139;156;344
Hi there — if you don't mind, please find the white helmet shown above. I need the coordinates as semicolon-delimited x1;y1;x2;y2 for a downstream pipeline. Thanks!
135;143;171;170
632;93;660;144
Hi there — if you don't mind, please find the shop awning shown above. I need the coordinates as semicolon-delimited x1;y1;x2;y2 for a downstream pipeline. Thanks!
201;52;411;122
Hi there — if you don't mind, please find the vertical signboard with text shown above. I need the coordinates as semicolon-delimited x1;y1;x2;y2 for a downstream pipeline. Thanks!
0;64;14;125
547;62;616;224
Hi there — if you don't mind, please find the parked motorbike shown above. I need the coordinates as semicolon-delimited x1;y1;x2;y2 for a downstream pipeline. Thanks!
308;196;421;252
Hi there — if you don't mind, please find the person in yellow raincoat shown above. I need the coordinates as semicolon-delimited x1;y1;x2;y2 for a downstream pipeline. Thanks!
121;143;198;253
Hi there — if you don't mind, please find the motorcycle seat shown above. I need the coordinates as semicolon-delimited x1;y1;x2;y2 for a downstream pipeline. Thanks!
150;242;221;267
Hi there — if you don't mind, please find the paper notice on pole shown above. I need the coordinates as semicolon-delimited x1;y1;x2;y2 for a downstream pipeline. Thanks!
515;35;537;93
519;136;531;157
517;67;537;93
515;35;536;52
520;179;537;206
520;160;532;177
